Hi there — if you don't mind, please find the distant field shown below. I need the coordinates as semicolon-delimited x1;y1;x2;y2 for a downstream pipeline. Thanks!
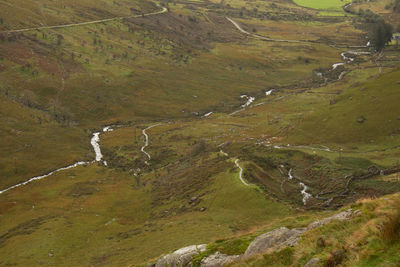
293;0;351;16
293;0;351;10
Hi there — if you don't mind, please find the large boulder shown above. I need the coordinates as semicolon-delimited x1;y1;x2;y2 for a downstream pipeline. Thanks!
243;227;306;258
200;252;240;267
155;244;207;267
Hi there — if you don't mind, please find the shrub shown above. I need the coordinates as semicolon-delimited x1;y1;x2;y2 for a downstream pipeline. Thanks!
325;248;347;267
394;0;400;12
380;201;400;243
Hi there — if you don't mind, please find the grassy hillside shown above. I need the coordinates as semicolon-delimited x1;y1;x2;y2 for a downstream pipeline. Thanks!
230;190;400;266
0;0;368;186
0;0;399;265
0;94;90;188
0;0;157;30
0;161;293;265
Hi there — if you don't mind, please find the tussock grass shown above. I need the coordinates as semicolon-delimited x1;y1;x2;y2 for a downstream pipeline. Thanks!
380;200;400;243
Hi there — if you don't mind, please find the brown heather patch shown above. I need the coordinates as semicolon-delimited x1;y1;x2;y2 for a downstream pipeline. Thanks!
0;43;33;64
380;199;400;243
38;55;62;76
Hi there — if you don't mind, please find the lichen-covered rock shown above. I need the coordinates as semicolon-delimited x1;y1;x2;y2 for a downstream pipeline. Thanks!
152;209;360;266
155;244;207;267
304;257;320;267
307;209;356;230
200;252;240;267
244;227;306;258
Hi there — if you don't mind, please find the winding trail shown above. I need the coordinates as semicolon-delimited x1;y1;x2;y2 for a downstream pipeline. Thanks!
226;17;305;44
227;17;372;81
234;159;250;186
0;6;167;34
271;143;400;155
0;126;113;195
141;124;162;164
220;150;250;186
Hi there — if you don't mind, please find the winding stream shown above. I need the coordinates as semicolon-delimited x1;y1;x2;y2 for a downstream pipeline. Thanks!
299;182;312;205
226;17;371;81
0;126;113;195
240;95;255;108
332;51;371;71
285;168;312;205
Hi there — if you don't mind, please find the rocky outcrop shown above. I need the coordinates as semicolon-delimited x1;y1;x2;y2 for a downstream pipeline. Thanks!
307;209;356;230
243;227;306;258
200;252;240;267
152;209;358;266
243;209;356;259
155;244;206;267
304;257;321;267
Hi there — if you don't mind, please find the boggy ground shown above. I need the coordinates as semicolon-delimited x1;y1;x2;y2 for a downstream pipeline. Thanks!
0;0;400;265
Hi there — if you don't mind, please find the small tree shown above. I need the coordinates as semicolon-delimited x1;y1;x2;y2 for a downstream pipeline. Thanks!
370;20;393;51
56;34;64;46
394;0;400;12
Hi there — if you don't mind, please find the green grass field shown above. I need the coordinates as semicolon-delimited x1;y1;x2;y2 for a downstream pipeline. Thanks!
293;0;352;16
293;0;351;9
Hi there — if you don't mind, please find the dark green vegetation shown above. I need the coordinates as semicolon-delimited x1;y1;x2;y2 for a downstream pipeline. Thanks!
0;0;400;265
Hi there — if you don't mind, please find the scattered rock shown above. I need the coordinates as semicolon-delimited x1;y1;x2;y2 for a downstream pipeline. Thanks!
329;100;336;105
353;210;362;216
189;196;198;204
155;244;207;267
307;209;356;230
200;252;240;267
153;210;359;265
357;116;366;123
199;207;206;212
304;257;320;267
243;227;306;258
